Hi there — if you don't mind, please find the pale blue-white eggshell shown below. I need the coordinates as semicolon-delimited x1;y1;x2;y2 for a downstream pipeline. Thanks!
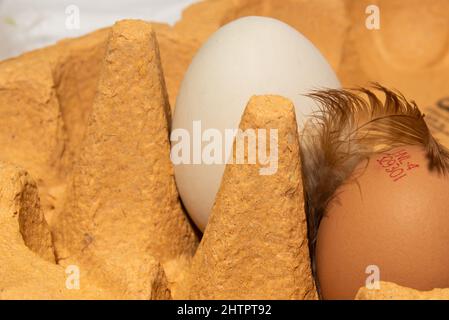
172;16;340;231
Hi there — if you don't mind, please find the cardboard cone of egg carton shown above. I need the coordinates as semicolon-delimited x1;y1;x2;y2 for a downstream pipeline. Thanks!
0;162;55;263
356;281;449;300
54;24;200;168
0;162;119;299
185;95;317;300
52;20;198;299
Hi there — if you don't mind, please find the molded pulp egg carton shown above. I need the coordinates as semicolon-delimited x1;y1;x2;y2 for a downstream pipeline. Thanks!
0;0;448;300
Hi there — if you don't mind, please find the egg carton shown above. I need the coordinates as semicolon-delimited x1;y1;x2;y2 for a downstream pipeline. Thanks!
0;0;449;300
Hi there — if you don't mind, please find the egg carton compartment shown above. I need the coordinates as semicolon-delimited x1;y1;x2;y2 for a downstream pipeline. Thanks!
0;0;449;300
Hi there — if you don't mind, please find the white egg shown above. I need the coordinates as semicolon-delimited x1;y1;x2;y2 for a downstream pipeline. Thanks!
171;16;340;231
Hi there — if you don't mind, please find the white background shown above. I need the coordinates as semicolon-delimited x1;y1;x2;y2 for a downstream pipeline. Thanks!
0;0;199;60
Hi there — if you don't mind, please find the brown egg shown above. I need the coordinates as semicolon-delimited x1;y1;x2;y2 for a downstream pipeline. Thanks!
316;145;449;299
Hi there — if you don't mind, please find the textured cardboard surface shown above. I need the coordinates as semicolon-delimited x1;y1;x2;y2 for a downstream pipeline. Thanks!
185;96;317;300
52;20;197;299
0;162;55;263
0;162;115;299
339;0;449;147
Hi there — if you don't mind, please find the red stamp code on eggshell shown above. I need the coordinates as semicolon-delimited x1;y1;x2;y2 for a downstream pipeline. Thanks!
376;149;419;182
